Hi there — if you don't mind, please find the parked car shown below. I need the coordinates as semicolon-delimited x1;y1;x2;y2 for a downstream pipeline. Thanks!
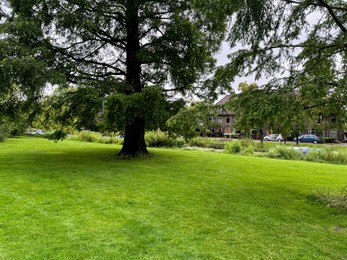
264;134;283;142
294;134;321;144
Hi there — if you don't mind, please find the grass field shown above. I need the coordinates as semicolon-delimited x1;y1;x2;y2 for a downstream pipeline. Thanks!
0;137;347;259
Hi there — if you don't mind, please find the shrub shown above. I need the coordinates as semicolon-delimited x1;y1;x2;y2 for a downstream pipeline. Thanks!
240;145;254;155
303;148;326;163
301;147;347;165
240;138;254;147
145;130;175;147
173;136;186;148
323;148;347;164
314;187;347;211
224;141;242;154
72;131;102;142
68;131;124;145
268;146;301;160
253;142;273;153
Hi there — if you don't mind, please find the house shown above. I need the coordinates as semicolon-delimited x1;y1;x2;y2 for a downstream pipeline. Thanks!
305;114;347;142
210;95;237;136
211;95;347;141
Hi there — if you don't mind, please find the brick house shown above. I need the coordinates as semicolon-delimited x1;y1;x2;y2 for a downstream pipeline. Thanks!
210;95;237;136
211;95;347;141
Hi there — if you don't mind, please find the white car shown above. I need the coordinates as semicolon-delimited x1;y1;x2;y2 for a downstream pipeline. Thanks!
264;134;283;142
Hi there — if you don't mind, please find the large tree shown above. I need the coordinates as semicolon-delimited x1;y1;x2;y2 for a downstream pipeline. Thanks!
1;0;232;157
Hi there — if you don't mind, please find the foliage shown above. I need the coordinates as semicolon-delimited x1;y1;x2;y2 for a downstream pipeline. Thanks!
188;137;224;149
47;130;68;143
1;0;232;156
304;147;347;165
268;146;302;160
68;131;123;145
224;139;258;155
166;102;217;141
145;130;187;148
227;82;319;143
217;0;347;126
145;129;174;148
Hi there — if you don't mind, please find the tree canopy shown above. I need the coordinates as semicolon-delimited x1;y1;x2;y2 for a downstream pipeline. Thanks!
215;0;346;115
1;0;234;156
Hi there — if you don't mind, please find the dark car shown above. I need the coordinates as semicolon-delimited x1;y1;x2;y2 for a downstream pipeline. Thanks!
294;134;321;144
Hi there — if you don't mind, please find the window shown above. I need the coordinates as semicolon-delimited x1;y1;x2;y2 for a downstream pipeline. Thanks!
226;117;230;124
218;117;223;124
330;115;337;123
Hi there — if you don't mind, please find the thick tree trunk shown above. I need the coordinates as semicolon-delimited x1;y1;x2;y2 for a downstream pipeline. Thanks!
118;0;149;157
119;116;148;157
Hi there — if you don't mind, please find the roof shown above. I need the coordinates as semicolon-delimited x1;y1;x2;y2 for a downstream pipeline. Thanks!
215;95;231;106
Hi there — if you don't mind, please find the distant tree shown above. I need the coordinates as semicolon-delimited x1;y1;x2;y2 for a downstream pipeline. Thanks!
166;102;217;141
227;82;322;143
227;83;276;141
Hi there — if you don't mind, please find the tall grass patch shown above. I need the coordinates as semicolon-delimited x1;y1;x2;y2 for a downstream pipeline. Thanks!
268;145;302;160
314;187;347;211
304;147;347;164
68;130;123;145
188;137;224;149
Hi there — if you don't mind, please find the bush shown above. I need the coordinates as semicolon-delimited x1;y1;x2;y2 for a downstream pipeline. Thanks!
224;141;242;154
145;130;176;147
173;136;186;148
323;148;347;164
71;131;102;142
253;142;273;153
303;148;326;163
240;138;255;147
240;145;254;155
268;146;301;160
224;139;255;155
303;147;347;164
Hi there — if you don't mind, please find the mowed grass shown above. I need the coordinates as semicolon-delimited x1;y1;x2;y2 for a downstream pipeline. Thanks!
0;137;347;259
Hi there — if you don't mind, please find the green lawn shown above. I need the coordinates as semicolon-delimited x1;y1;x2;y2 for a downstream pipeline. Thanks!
1;137;347;259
